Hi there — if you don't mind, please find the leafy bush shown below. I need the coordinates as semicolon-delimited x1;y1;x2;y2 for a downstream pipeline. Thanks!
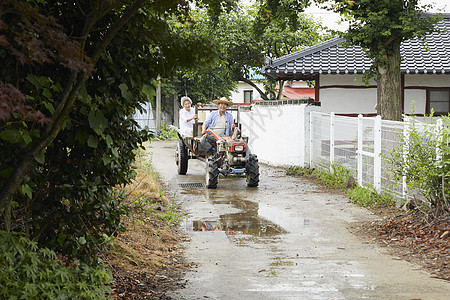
0;230;111;299
386;116;449;217
151;123;178;141
0;74;151;265
0;0;213;268
347;185;395;207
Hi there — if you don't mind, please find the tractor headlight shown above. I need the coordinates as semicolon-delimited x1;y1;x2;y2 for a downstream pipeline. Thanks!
232;144;245;152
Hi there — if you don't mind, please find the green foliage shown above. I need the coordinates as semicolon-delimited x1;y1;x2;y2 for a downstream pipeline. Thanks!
347;185;395;207
329;0;441;62
386;116;449;216
312;163;351;188
1;0;238;267
151;123;178;141
286;163;351;188
0;230;111;299
163;3;326;103
161;200;190;227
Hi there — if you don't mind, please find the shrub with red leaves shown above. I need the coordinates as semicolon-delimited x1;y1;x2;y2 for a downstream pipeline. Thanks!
0;83;50;124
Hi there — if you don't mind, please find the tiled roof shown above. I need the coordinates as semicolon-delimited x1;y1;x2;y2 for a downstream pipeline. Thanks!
262;14;450;79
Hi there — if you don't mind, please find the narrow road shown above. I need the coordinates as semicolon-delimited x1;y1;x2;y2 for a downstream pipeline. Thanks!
148;140;450;300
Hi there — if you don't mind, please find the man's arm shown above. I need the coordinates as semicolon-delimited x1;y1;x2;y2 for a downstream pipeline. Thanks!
226;112;234;136
201;111;215;135
201;123;207;135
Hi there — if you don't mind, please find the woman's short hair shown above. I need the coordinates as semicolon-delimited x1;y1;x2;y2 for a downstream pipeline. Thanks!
180;96;192;106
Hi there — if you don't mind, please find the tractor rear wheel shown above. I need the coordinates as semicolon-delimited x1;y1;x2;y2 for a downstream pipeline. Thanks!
206;157;219;189
246;154;259;187
177;139;188;175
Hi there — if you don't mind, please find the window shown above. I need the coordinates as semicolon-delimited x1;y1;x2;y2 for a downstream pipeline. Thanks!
428;89;450;115
244;90;253;104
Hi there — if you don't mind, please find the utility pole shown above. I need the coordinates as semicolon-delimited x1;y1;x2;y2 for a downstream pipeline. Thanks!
156;75;161;131
173;93;179;127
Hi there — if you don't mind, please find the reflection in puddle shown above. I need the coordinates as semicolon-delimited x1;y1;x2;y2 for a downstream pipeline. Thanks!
182;197;287;237
187;213;286;237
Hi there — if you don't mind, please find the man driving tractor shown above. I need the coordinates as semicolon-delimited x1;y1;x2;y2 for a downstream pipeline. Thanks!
175;96;259;188
200;97;238;156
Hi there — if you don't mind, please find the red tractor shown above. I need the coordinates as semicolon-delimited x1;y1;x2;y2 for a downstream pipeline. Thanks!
174;106;259;189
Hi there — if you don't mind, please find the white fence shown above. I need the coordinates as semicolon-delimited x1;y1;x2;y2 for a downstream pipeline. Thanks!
241;102;444;202
133;102;172;130
309;111;444;200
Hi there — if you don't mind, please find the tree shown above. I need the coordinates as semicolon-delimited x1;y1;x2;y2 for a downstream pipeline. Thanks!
0;0;237;263
323;0;441;120
253;0;327;99
162;69;237;105
166;1;325;102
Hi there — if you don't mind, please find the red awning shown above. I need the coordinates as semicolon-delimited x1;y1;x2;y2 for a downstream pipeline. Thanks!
282;86;315;100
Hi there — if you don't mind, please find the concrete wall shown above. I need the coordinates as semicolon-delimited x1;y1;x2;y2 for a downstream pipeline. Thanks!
240;103;321;167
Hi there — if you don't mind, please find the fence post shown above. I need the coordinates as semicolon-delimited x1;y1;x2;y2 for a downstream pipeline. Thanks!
309;111;314;167
374;115;382;191
357;114;363;186
436;118;443;163
330;112;335;167
402;116;410;199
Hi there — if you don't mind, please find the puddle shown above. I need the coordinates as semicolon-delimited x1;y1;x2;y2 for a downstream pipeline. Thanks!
181;197;287;237
185;213;286;237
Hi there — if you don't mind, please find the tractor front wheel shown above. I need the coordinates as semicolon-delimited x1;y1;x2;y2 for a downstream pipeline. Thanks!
246;154;259;187
206;157;219;189
177;139;188;175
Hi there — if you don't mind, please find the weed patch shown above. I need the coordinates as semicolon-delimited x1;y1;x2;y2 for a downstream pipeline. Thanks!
347;185;395;207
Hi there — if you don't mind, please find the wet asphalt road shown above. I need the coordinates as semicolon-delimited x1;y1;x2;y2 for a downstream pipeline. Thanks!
148;140;450;300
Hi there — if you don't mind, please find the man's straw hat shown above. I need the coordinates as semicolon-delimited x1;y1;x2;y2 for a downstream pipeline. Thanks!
213;97;233;106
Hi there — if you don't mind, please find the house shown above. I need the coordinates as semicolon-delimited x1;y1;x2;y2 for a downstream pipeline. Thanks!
261;13;450;116
230;70;315;103
230;70;265;104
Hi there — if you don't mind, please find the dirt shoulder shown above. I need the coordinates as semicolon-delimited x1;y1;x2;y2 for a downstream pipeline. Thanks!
349;206;449;281
106;154;191;299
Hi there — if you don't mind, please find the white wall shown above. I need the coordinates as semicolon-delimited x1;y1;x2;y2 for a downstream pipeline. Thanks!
240;103;321;167
320;74;376;86
319;74;377;114
320;88;377;114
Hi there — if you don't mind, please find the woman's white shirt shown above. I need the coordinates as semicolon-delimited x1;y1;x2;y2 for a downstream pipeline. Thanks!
179;108;195;136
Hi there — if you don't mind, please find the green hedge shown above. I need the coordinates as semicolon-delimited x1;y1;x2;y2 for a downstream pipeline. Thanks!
0;230;111;299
